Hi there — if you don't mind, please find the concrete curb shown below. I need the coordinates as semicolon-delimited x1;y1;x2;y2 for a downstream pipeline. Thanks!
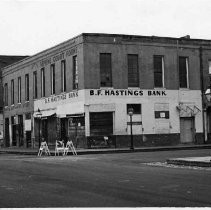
166;158;211;167
0;144;211;156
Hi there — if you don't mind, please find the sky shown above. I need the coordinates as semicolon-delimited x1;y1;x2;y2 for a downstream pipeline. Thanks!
0;0;211;55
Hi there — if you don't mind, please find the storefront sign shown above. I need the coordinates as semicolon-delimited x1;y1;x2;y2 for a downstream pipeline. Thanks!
4;102;30;112
90;89;167;96
44;91;78;104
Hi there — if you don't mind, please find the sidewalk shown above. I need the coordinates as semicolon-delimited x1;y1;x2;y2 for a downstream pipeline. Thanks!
0;143;211;156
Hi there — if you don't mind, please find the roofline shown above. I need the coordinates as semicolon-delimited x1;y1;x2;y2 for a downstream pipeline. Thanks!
2;32;211;71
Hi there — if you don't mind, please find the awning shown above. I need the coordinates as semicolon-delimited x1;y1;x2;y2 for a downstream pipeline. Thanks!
176;103;201;117
56;102;84;118
33;109;56;118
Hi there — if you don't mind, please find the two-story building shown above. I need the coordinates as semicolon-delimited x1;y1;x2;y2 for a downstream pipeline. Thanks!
2;33;211;148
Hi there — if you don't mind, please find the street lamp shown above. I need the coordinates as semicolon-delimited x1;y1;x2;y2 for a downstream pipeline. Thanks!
128;108;134;150
36;108;42;148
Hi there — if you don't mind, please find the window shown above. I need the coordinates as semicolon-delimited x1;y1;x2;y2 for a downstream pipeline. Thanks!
209;60;211;74
33;71;37;99
154;103;169;119
61;60;66;92
50;64;55;95
11;79;14;105
154;55;164;88
128;54;139;87
25;74;29;101
41;68;45;97
18;77;21;103
127;104;142;114
100;53;112;87
4;83;8;106
73;56;78;89
179;57;189;88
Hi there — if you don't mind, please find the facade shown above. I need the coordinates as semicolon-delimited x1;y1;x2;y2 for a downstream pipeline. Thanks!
2;33;211;148
0;55;28;146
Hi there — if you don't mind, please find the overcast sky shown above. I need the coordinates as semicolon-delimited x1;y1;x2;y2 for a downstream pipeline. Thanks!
0;0;211;55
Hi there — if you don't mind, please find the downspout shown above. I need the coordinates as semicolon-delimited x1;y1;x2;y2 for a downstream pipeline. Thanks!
199;46;206;143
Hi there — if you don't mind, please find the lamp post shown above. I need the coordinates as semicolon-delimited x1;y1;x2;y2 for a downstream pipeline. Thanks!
128;108;134;150
36;108;42;148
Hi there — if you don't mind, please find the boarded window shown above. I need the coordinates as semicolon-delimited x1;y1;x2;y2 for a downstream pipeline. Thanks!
154;103;169;119
61;60;66;92
33;71;37;99
73;56;78;90
100;53;112;87
154;55;164;87
179;57;189;88
4;83;8;106
128;54;139;87
25;74;29;101
11;79;14;105
41;68;45;97
50;64;55;95
90;112;113;136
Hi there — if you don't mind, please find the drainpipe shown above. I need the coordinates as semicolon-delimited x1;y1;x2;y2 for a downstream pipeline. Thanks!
199;46;206;143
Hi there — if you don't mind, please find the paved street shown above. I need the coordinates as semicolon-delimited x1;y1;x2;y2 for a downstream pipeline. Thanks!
0;149;211;207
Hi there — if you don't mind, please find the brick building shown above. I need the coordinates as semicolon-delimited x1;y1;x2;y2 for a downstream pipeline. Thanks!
2;33;211;148
0;56;28;146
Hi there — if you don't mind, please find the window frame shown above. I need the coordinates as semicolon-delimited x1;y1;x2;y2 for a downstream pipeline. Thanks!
18;77;21;103
11;79;14;105
73;55;78;90
50;64;55;95
179;56;189;88
4;83;8;106
33;71;37;99
41;68;45;97
128;54;139;87
100;53;112;87
25;74;29;101
154;55;165;88
61;60;66;92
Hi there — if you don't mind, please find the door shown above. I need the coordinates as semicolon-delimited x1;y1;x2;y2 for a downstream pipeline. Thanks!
180;117;195;143
5;118;10;147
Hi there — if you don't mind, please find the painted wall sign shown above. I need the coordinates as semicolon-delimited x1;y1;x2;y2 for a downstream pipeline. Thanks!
4;102;30;112
40;47;77;68
89;89;167;96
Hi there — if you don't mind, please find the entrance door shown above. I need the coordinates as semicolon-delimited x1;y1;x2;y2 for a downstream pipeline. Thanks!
41;119;48;143
5;118;10;147
180;117;195;143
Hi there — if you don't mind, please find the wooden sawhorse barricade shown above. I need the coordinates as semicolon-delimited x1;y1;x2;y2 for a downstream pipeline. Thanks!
63;140;77;156
38;141;51;156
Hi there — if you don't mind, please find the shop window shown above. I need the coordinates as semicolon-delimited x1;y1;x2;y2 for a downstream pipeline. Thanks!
33;71;37;99
50;64;55;95
90;112;113;136
18;77;21;103
73;56;78;90
4;83;8;106
155;111;169;119
179;57;189;88
61;60;66;92
41;68;45;97
100;53;112;87
128;54;139;87
11;79;14;105
154;55;164;88
25;113;31;120
127;104;141;114
25;74;29;101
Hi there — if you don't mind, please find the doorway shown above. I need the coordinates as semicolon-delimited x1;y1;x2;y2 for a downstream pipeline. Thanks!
5;118;10;147
180;117;195;143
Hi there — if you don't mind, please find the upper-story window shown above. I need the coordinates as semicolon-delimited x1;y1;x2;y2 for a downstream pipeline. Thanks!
61;60;66;92
4;83;8;106
100;53;112;87
33;71;37;99
154;55;164;88
179;57;189;88
41;68;45;97
73;55;78;90
128;54;139;87
18;77;21;103
25;74;29;101
50;64;55;95
209;60;211;74
11;79;14;105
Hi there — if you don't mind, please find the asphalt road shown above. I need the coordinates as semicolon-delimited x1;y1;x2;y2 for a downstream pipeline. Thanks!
0;149;211;207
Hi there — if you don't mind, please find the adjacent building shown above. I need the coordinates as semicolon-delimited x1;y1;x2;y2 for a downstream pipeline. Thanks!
2;33;211;148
